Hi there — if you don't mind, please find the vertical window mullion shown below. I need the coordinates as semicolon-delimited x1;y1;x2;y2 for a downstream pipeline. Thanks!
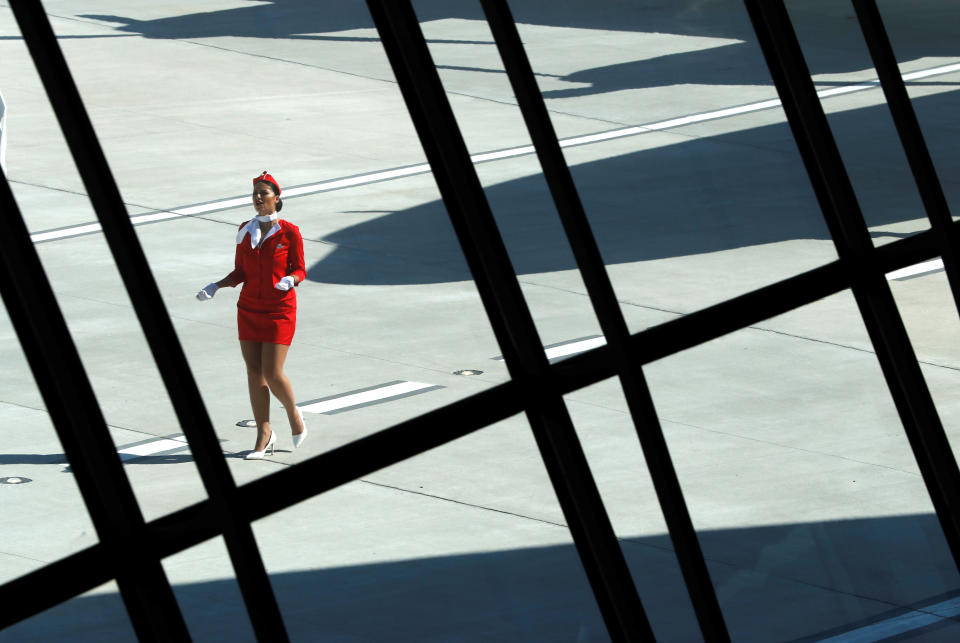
0;171;190;641
478;1;730;639
365;1;655;639
7;1;288;639
851;0;960;310
745;0;960;571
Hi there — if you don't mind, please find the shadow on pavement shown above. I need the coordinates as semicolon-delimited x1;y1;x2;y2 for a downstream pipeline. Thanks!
78;1;959;97
305;90;959;286
0;453;196;471
3;513;958;642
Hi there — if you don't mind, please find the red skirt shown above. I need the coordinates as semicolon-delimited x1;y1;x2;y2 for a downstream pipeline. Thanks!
237;299;296;345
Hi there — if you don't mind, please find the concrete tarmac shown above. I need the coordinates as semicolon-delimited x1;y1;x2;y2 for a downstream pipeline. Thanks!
2;1;960;641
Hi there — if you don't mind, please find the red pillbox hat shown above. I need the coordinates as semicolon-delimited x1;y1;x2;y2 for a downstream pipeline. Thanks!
253;171;281;196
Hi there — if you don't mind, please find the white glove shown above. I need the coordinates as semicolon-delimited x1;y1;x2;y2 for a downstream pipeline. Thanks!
196;283;218;300
275;275;296;291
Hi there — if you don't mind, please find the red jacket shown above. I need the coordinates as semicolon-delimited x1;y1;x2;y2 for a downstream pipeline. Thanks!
227;219;306;309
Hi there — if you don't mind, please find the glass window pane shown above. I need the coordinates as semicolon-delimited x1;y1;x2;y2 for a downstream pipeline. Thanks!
253;414;609;639
645;293;960;640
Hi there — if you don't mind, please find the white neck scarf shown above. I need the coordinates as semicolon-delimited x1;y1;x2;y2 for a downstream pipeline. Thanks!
255;213;278;222
237;218;280;248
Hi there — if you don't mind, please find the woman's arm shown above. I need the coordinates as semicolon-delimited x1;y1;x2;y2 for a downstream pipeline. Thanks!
221;237;246;287
288;225;306;286
197;229;246;300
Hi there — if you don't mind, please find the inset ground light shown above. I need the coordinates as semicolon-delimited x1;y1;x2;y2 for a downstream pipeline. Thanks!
0;476;32;484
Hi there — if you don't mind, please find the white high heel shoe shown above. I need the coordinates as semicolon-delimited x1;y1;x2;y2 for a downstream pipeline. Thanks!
244;429;276;460
292;408;308;450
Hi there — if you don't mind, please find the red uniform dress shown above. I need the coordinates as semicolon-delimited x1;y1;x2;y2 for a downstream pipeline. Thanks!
227;219;306;345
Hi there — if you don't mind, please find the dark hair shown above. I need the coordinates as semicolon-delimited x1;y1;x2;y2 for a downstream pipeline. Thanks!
254;180;283;212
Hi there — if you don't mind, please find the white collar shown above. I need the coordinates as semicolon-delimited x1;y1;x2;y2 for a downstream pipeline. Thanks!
237;219;280;248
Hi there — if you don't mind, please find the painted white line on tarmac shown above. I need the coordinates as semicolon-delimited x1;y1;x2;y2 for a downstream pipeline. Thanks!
493;335;607;362
117;434;189;461
901;62;960;81
170;197;250;216
816;596;960;642
556;62;960;146
886;258;944;280
545;335;608;360
298;380;442;415
27;61;960;245
30;222;103;243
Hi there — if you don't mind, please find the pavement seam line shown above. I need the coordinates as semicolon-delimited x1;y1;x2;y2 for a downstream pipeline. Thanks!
0;551;50;564
51;11;634;129
660;417;923;477
631;539;921;616
357;478;571;529
618;532;957;622
23;60;960;244
355;477;943;620
518;277;960;373
560;391;924;477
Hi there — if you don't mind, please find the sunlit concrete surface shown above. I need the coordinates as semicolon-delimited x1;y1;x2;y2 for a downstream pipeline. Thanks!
2;0;960;640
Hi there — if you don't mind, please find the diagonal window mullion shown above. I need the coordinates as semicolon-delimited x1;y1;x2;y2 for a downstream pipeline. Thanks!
478;0;730;639
365;4;537;371
0;545;112;630
0;172;190;641
556;224;942;390
6;1;960;635
3;216;947;629
0;378;527;629
8;1;287;639
365;1;655;639
850;0;960;311
198;230;952;571
3;180;946;631
745;0;960;571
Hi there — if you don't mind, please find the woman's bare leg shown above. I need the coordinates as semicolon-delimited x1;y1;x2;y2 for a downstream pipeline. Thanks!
262;342;305;436
240;340;272;450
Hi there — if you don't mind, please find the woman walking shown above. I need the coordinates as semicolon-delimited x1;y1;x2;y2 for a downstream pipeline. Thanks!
197;171;307;459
